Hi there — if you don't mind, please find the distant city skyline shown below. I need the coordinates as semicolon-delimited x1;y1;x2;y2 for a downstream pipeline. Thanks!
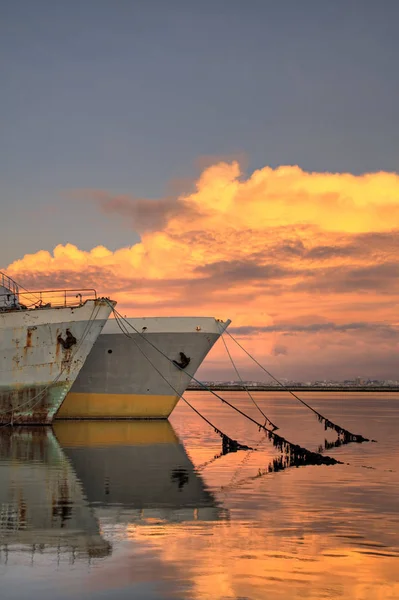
189;378;399;387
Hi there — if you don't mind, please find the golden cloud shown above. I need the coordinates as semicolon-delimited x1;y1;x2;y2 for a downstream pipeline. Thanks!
5;162;399;379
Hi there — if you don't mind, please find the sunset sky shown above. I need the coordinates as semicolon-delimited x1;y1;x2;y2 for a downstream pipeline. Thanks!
1;1;398;381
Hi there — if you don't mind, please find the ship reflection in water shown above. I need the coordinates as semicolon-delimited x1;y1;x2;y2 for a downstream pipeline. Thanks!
0;421;224;566
55;421;226;525
0;427;111;562
1;394;399;600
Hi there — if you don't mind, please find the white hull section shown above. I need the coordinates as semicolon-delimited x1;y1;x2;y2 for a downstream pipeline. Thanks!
60;317;230;419
0;299;115;424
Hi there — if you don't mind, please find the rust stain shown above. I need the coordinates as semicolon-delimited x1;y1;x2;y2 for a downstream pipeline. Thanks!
61;348;73;375
23;326;36;359
25;328;33;348
0;383;65;424
56;328;61;358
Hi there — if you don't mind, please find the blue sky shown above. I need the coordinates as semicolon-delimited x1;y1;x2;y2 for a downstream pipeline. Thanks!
1;0;398;266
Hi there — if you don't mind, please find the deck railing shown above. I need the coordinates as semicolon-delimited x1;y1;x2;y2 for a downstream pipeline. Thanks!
0;271;99;310
0;272;19;296
0;286;98;310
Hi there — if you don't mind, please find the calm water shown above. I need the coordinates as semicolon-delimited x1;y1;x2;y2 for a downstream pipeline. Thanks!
0;392;398;600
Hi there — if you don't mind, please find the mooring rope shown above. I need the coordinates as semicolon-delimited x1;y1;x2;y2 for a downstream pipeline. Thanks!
221;451;320;493
196;426;266;473
221;433;267;490
216;322;278;431
110;311;253;455
107;305;342;467
224;330;374;444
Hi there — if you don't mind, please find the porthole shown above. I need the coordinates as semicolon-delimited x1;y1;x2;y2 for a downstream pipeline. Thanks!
108;349;113;354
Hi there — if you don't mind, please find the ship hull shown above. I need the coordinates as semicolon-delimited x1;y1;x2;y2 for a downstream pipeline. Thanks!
0;299;115;424
59;317;230;419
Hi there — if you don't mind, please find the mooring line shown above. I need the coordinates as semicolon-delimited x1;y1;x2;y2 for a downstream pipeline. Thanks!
225;330;375;444
108;306;342;468
110;310;253;455
217;322;278;431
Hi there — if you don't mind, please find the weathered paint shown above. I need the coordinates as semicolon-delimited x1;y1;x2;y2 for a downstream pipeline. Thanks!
0;381;69;425
0;299;116;425
60;317;230;419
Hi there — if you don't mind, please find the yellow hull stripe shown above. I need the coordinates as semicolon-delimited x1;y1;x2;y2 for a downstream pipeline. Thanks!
56;392;180;419
53;420;179;447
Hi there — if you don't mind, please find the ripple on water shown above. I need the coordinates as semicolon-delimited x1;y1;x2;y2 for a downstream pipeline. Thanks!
0;394;398;600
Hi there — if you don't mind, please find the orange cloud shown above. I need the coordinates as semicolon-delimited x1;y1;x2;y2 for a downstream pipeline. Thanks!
5;162;399;379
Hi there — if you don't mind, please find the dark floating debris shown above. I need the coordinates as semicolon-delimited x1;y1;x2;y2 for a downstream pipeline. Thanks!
316;414;370;444
204;386;342;467
263;426;342;467
219;432;253;455
223;444;343;493
225;330;374;447
318;430;372;453
197;441;259;473
319;437;348;452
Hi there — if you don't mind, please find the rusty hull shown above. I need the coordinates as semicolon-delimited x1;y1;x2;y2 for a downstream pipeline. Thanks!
0;298;116;425
0;382;68;425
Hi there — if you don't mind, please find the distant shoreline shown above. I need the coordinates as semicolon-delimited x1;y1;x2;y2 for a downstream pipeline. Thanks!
187;386;399;393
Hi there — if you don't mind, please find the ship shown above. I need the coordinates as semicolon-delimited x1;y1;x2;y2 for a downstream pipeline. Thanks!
0;272;116;425
58;316;231;419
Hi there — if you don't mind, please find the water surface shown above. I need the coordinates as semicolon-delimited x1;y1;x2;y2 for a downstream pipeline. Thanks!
0;392;398;599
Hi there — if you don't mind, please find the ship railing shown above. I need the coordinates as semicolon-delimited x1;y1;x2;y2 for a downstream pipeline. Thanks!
0;271;19;296
0;288;98;310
